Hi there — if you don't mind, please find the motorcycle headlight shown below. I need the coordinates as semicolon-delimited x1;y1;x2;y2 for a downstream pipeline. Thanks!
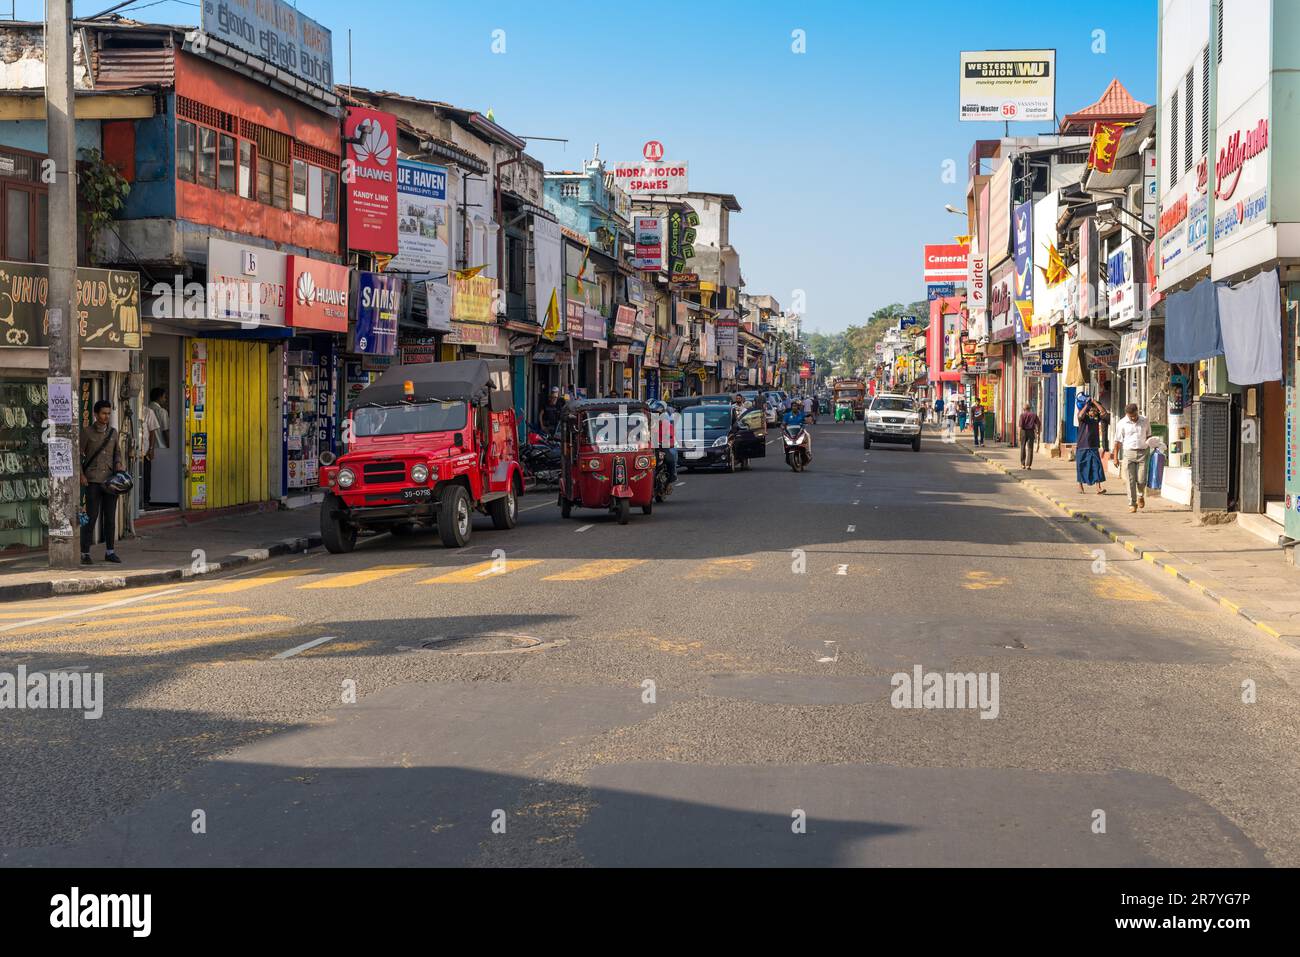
337;468;356;489
411;463;429;484
712;435;728;447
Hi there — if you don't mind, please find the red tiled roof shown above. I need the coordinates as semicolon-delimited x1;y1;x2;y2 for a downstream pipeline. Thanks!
1060;79;1151;132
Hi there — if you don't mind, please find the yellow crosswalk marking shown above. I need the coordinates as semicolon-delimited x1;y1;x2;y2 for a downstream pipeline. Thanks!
299;565;423;589
0;615;294;650
193;569;318;594
963;570;1009;590
1;605;254;637
92;600;220;617
1092;575;1163;603
0;585;192;616
686;558;756;581
543;559;646;581
421;560;542;584
109;631;311;655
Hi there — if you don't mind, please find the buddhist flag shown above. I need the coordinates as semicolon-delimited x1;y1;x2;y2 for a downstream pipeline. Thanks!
1087;122;1125;174
542;288;561;340
455;265;487;280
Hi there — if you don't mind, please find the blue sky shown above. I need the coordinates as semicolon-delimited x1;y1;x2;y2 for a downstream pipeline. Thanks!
34;0;1156;333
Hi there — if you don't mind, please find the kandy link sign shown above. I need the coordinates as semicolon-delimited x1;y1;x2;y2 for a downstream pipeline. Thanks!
1216;118;1268;202
345;107;399;255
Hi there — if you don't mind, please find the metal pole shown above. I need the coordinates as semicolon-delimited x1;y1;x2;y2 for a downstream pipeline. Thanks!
46;0;81;569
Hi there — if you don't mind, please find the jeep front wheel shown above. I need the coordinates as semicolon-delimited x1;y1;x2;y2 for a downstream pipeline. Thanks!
438;485;473;548
321;495;357;554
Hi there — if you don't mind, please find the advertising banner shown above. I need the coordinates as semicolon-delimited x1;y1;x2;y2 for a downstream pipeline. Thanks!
286;255;350;332
445;321;500;347
923;244;968;283
717;320;738;362
1012;201;1033;342
959;49;1055;123
632;216;664;270
200;0;333;89
613;305;637;339
1107;239;1141;327
345;107;399;255
582;308;607;345
452;273;496;323
609;344;630;363
533;217;563;331
350;272;401;355
1118;325;1150;369
0;261;141;348
390;160;448;275
425;280;451;332
666;207;699;277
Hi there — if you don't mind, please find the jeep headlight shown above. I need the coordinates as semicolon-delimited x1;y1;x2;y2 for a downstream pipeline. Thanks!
411;463;429;484
337;468;356;489
712;435;728;447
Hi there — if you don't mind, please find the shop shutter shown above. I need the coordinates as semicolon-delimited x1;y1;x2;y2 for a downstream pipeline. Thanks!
185;339;271;509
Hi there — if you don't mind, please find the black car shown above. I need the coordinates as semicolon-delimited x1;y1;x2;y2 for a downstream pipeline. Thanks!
677;404;767;472
668;393;742;413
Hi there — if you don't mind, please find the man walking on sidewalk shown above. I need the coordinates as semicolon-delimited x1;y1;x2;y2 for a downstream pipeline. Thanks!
80;399;125;565
1018;404;1041;469
970;399;985;446
1113;403;1151;513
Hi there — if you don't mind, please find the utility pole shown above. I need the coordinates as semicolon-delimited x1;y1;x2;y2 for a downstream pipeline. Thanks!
46;0;81;569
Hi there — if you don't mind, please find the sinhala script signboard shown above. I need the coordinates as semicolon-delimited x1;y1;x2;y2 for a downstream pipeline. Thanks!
960;50;1055;123
202;0;333;89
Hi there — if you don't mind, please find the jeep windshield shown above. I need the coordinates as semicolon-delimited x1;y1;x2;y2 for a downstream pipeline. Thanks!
352;401;468;437
871;398;916;413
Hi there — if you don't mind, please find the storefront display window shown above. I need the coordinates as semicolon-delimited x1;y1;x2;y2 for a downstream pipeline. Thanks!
0;377;50;550
284;350;320;491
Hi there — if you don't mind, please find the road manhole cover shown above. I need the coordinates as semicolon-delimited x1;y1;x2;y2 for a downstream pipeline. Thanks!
408;633;570;655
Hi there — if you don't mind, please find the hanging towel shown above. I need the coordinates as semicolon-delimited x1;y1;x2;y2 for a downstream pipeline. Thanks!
1164;278;1223;363
1216;269;1282;384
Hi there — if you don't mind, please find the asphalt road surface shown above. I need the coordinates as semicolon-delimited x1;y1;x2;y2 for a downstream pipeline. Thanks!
3;423;1299;866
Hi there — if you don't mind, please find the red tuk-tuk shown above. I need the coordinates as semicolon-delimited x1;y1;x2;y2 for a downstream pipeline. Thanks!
558;399;656;525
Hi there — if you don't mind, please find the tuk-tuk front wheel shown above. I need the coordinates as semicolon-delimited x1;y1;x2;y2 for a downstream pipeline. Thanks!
616;498;630;525
321;495;357;554
438;485;473;548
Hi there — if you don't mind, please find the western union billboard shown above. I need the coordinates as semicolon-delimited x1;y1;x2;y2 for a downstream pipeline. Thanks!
960;50;1056;123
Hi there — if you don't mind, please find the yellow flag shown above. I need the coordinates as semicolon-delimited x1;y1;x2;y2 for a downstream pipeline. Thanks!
542;288;561;340
455;265;487;280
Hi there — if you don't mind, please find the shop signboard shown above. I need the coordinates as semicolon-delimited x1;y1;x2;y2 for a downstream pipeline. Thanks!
1118;326;1150;369
1087;344;1120;370
613;305;637;338
452;273;496;323
445;321;500;347
390;160;449;275
926;283;956;301
666;207;699;277
0;261;142;348
923;244;968;283
1212;93;1270;250
1038;348;1063;374
534;217;562;331
611;161;688;196
717;319;738;362
582;308;607;346
610;344;630;363
344;106;399;255
286;255;350;332
959;49;1055;123
351;272;401;356
204;239;286;327
1107;239;1141;327
200;0;333;89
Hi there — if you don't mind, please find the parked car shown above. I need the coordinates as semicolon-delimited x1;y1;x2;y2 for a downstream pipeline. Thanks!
668;393;742;413
678;403;767;471
863;393;923;451
317;359;525;551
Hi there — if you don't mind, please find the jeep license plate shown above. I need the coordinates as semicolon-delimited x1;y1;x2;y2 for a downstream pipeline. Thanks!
401;487;432;502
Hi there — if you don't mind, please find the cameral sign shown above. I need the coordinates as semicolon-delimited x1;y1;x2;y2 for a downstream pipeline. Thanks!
201;0;333;90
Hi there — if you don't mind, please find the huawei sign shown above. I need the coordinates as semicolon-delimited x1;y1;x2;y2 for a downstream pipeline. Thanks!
286;256;350;333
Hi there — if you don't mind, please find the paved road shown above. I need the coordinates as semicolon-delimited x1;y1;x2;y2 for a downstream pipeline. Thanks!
3;423;1300;866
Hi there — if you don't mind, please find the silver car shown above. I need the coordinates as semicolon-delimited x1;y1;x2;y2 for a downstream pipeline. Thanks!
863;394;922;451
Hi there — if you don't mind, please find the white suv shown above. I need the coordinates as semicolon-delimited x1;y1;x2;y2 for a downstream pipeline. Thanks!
864;394;922;451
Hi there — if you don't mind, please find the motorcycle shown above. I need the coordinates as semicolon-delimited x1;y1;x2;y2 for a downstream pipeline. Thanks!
653;451;675;503
522;430;562;488
782;425;812;472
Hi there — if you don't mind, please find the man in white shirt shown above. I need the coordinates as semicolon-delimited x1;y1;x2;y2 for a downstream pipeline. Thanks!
1112;403;1151;512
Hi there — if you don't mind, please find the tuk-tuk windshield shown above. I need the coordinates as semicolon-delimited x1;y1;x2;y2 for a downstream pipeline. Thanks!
582;412;651;450
353;401;468;437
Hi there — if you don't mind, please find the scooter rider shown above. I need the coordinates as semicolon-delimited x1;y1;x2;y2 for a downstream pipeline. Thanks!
649;400;677;484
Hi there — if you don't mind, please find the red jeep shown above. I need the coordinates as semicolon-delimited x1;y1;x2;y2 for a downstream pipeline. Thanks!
317;359;525;552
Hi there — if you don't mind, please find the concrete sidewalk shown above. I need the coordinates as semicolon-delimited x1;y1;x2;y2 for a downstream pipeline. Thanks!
0;507;322;602
949;431;1300;646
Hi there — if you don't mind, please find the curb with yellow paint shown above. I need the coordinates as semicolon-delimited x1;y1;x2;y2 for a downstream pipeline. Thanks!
958;441;1297;643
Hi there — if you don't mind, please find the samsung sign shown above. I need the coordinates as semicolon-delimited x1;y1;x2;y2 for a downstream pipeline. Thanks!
202;0;333;89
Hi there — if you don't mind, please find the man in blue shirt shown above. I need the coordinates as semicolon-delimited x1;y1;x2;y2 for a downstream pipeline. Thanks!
783;403;806;428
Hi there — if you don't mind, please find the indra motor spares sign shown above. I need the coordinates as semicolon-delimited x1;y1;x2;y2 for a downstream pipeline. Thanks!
960;50;1055;123
345;107;398;255
286;256;350;332
201;0;333;89
611;161;688;196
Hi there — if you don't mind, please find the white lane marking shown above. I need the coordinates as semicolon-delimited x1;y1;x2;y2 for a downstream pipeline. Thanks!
852;500;860;506
846;525;857;533
0;586;188;634
575;524;594;533
520;502;551;512
274;636;336;660
836;565;848;576
817;641;840;664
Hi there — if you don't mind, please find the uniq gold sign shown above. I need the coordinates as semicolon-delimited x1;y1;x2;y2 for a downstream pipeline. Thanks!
0;261;141;348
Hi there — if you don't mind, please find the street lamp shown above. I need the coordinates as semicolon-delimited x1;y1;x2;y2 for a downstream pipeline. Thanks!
944;205;965;216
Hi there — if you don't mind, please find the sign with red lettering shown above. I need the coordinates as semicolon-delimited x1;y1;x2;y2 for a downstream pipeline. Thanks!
345;107;398;254
923;244;969;283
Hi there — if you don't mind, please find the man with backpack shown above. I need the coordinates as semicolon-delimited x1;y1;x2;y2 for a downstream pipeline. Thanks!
80;399;126;564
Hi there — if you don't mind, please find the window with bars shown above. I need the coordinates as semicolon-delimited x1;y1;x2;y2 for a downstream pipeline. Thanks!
1184;69;1194;175
1201;45;1210;159
1170;89;1179;178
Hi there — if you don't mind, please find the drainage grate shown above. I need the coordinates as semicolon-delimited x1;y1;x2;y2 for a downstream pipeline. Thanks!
410;633;570;655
